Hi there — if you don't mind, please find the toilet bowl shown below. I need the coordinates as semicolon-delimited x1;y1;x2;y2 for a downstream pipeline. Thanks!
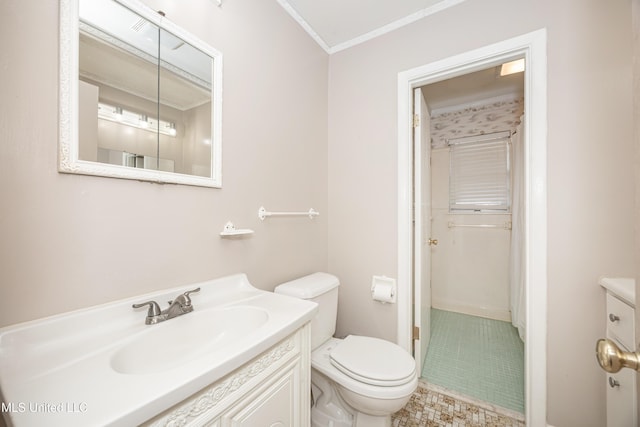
275;273;418;427
312;337;417;426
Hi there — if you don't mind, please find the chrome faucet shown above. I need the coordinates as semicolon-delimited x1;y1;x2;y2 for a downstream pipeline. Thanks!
132;287;201;325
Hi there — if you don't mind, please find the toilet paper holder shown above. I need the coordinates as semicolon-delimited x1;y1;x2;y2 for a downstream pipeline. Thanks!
371;275;396;304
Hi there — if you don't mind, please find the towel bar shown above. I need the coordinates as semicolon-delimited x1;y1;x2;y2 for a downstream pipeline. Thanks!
258;206;319;221
447;221;512;230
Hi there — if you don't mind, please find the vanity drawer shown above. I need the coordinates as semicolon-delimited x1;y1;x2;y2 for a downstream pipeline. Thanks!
606;367;638;427
606;293;635;350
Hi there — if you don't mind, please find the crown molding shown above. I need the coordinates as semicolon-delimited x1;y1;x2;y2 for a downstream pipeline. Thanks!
277;0;467;55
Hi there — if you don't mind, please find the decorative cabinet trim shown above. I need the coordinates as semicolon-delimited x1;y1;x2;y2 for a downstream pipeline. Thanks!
147;331;302;427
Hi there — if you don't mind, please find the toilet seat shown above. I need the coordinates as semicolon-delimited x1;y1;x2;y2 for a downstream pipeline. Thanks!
329;335;416;386
312;338;418;401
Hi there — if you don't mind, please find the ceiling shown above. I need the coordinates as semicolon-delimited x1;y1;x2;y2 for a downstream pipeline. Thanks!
276;0;523;108
422;66;524;112
276;0;465;54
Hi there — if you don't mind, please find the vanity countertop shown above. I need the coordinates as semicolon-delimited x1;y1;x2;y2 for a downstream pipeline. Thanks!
599;276;636;307
0;274;317;427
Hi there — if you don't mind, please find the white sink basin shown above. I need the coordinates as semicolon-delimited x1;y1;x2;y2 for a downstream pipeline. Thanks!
0;274;317;427
111;306;269;375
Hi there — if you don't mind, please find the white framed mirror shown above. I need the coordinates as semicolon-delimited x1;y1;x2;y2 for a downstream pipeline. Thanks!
59;0;222;187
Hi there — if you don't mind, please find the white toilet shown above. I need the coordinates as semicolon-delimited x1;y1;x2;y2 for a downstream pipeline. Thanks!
275;272;418;427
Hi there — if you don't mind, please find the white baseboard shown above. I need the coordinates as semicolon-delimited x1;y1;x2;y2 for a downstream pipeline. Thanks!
431;298;512;322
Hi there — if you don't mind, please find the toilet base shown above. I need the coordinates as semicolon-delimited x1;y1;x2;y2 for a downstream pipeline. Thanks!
311;407;352;427
311;371;353;427
310;368;408;427
354;412;391;427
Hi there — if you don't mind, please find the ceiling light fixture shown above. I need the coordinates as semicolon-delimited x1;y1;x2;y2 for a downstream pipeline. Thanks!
500;58;525;76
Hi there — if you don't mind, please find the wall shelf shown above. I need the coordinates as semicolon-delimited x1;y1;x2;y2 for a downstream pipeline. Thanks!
220;221;254;237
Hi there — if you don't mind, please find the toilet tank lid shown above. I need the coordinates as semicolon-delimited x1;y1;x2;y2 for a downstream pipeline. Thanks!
274;272;340;299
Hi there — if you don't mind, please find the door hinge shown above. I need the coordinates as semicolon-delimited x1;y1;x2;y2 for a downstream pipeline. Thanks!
413;326;420;340
413;114;420;128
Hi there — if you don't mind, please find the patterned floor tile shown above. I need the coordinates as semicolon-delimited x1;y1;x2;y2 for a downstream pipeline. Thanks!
392;383;525;427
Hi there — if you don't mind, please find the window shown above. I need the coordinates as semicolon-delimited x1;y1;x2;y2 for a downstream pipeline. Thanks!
449;131;511;212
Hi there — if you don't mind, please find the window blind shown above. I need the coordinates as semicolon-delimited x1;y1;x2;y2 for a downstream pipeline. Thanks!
449;132;511;212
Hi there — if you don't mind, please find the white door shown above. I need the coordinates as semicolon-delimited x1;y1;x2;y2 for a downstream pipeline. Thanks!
413;88;432;374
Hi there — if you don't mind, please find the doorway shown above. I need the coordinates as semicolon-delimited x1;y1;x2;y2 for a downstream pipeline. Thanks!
417;67;525;413
396;29;548;426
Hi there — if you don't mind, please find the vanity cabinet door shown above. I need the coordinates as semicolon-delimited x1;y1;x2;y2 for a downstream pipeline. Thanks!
220;360;299;426
143;324;310;427
606;367;637;427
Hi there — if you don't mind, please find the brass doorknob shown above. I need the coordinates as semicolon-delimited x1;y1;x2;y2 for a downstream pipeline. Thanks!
427;238;438;246
595;338;640;373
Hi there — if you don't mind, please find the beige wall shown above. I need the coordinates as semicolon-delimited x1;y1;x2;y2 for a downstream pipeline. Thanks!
327;0;634;426
0;0;328;326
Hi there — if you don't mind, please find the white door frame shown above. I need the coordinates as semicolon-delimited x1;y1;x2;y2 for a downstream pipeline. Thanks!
396;29;548;426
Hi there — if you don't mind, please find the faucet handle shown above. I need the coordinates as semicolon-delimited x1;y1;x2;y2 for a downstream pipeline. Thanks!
168;287;201;307
182;287;201;306
184;287;201;298
132;301;162;317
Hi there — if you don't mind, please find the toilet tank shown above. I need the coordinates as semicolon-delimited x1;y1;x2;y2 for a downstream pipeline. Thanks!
274;272;339;350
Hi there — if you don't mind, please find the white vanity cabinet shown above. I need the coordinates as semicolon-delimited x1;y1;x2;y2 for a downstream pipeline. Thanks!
599;277;637;427
145;324;311;427
0;274;317;427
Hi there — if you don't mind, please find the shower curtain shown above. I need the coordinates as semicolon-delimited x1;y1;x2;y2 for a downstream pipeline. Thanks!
509;115;526;341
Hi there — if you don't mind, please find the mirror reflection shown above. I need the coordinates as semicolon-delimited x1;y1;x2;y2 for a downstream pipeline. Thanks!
71;0;220;184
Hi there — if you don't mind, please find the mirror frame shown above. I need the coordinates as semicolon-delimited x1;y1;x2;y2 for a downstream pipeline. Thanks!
59;0;223;187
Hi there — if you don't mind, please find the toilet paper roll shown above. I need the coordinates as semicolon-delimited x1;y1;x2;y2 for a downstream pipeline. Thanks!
372;282;394;303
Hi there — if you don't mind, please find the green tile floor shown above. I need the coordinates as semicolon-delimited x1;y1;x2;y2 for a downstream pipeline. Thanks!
421;309;525;413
